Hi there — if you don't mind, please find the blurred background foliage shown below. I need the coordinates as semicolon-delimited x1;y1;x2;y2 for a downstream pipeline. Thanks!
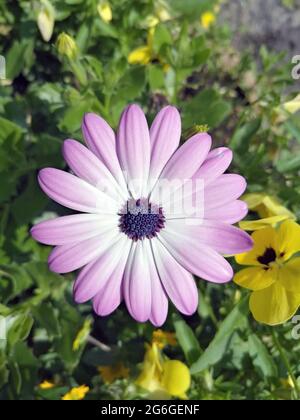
0;0;300;400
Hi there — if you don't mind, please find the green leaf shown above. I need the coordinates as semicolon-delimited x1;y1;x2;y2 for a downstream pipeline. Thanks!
182;88;232;129
152;25;172;54
190;297;249;374
173;315;202;365
230;119;262;153
248;333;278;379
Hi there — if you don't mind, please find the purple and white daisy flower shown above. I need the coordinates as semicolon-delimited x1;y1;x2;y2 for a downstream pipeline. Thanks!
31;104;253;326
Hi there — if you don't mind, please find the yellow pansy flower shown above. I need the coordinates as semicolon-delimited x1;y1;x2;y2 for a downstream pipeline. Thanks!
200;12;216;30
39;380;55;390
97;1;112;23
62;385;89;401
240;193;295;231
56;32;78;60
98;363;129;384
136;342;190;399
234;220;300;325
152;329;177;348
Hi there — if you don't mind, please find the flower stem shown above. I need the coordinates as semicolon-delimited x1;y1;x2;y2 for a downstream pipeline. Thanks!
270;328;300;398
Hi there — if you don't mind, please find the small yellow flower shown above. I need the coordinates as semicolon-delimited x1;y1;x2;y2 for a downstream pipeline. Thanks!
152;330;177;348
97;1;112;23
128;27;169;71
240;193;295;231
200;12;216;30
62;385;89;401
155;5;171;22
136;342;190;399
234;220;300;325
98;363;129;384
39;380;55;390
56;32;78;60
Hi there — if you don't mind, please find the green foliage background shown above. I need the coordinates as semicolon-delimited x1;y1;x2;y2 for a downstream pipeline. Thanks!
0;0;300;400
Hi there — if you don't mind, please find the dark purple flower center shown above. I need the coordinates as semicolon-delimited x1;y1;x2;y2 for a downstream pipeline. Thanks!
119;198;165;241
257;247;277;266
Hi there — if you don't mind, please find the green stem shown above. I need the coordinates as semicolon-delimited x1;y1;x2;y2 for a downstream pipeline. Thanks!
271;328;300;398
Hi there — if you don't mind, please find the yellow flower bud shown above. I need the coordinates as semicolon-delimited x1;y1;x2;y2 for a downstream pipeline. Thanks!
200;12;216;29
56;32;78;60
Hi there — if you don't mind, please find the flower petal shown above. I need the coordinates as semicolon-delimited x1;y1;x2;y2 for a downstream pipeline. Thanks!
144;240;168;327
276;219;300;261
38;168;118;214
204;200;248;224
239;215;288;231
48;228;120;274
82;113;126;188
204;174;247;210
63;139;127;202
194;147;233;187
159;227;233;283
148;106;181;191
31;214;118;245
151;133;212;205
162;360;191;398
234;266;276;291
235;227;277;266
151;238;198;315
250;282;300;325
165;219;253;255
117;104;151;197
278;257;300;293
74;235;131;303
123;241;152;323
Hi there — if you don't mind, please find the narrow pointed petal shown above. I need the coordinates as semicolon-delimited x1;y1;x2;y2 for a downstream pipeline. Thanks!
144;240;168;326
74;236;131;303
82;113;126;188
31;214;118;246
149;106;181;191
159;228;233;283
204;174;247;210
63;139;127;202
166;219;253;255
38;168;118;214
48;228;120;274
151;238;198;315
117;104;151;197
123;241;152;323
194;147;233;187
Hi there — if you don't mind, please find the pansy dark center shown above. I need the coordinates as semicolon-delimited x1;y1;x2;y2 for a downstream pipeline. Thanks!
257;247;277;266
119;198;165;241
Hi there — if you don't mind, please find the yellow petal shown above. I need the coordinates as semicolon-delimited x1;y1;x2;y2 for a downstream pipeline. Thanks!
62;385;89;401
39;380;55;390
234;267;276;291
261;196;295;219
242;193;266;210
276;220;300;261
278;257;300;293
135;344;163;393
128;46;152;65
161;360;191;398
250;282;300;325
282;93;300;114
236;227;277;266
239;215;288;231
97;2;112;23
